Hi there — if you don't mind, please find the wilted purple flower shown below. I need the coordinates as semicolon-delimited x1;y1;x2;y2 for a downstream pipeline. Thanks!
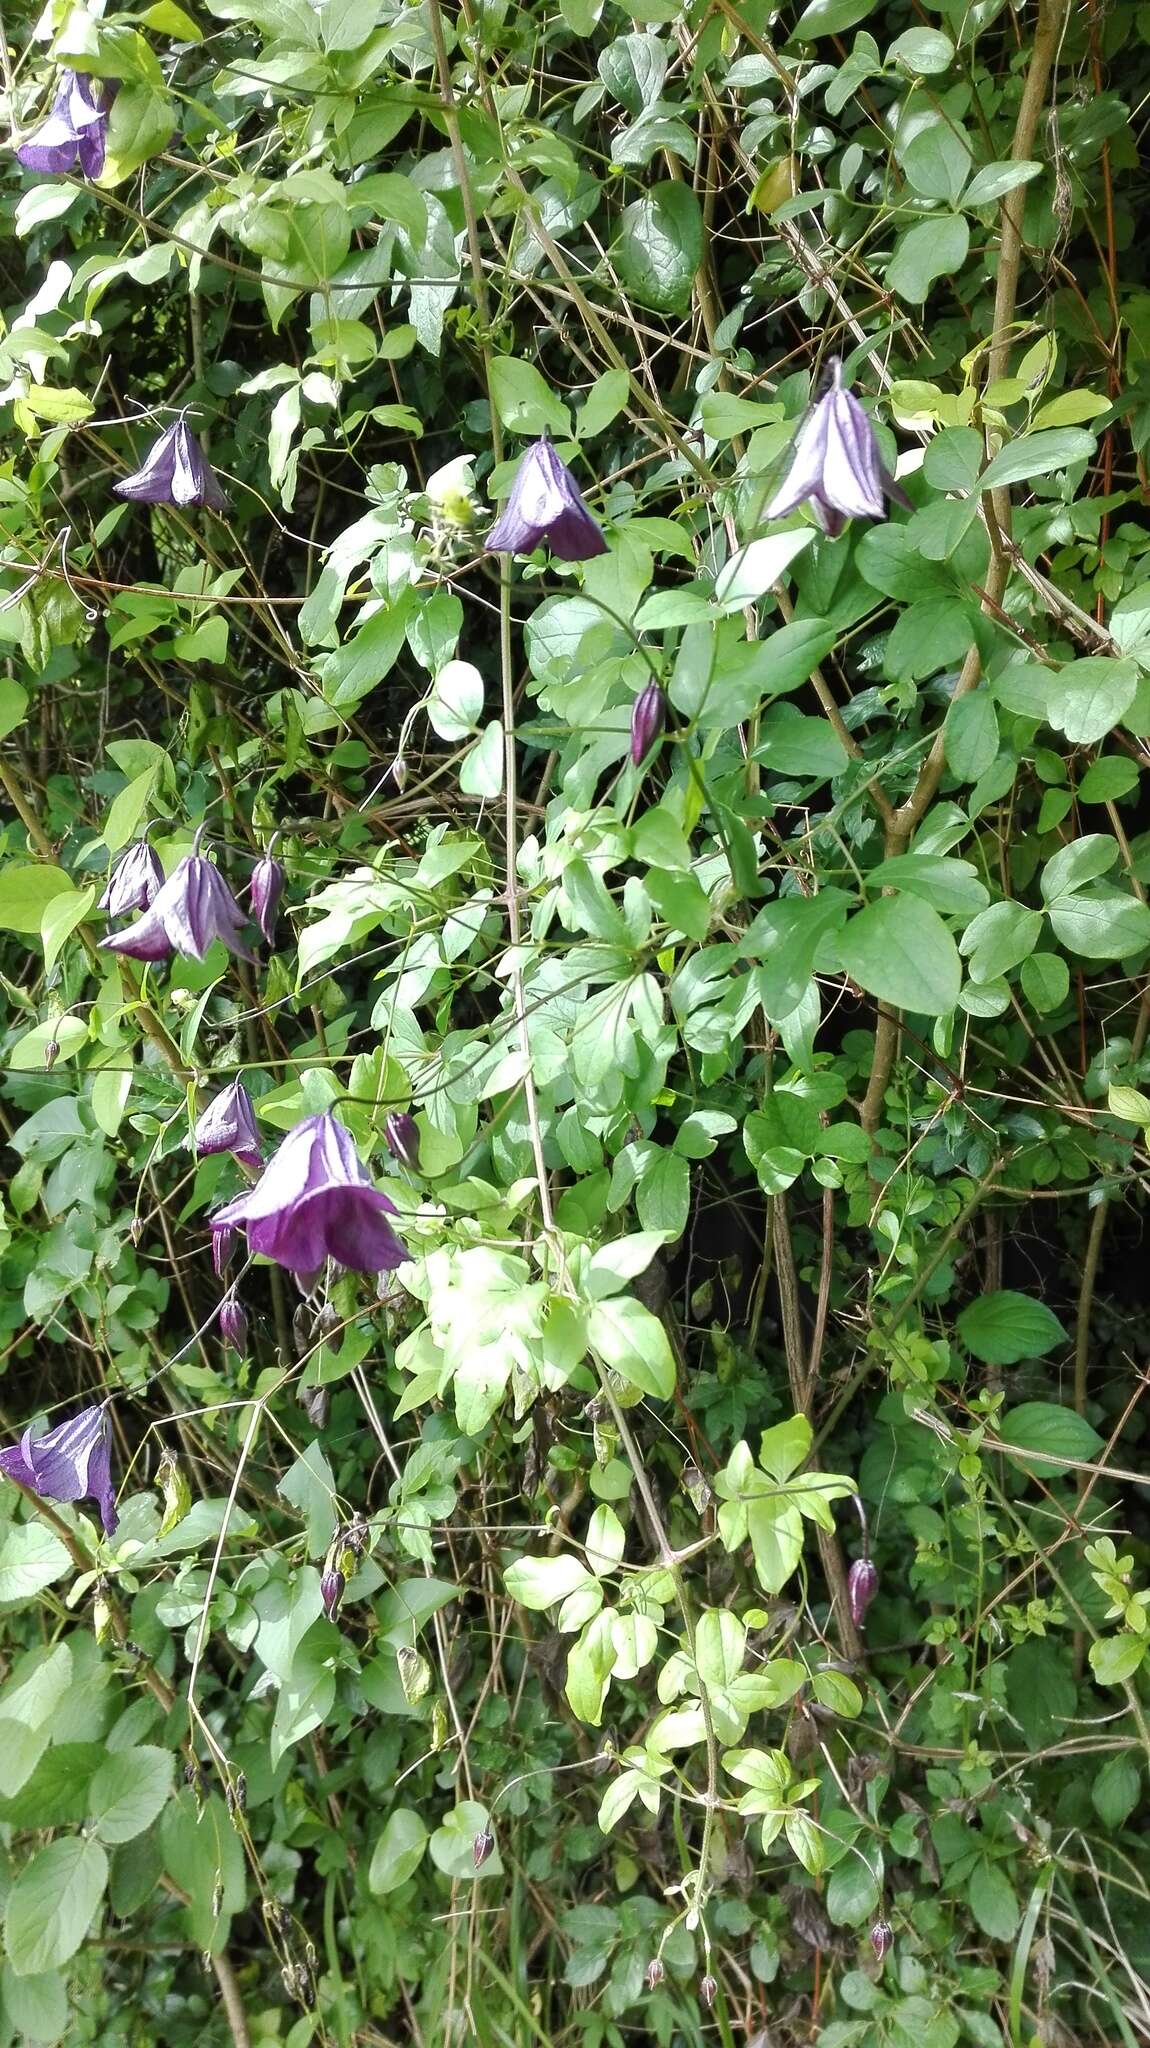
764;359;908;539
100;840;164;918
15;71;110;179
630;681;666;766
320;1567;345;1621
114;419;227;512
218;1290;248;1351
0;1402;117;1535
101;852;252;963
848;1557;879;1627
212;1111;407;1287
486;439;607;562
194;1079;263;1173
211;1219;235;1276
249;850;284;944
472;1827;494;1869
870;1920;893;1963
385;1111;420;1172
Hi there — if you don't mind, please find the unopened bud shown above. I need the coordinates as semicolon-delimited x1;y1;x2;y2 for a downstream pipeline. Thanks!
646;1957;664;1989
848;1557;879;1627
219;1290;248;1352
385;1110;420;1171
249;851;285;945
320;1568;345;1621
43;1036;60;1071
472;1827;494;1869
388;755;407;794
699;1974;717;2009
870;1919;893;1962
630;680;667;767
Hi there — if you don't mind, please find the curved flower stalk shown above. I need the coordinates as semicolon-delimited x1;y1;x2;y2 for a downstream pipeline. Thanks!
764;359;908;538
101;849;252;963
194;1079;263;1172
485;439;607;561
213;1111;408;1288
0;1403;117;1535
114;419;228;512
14;71;111;179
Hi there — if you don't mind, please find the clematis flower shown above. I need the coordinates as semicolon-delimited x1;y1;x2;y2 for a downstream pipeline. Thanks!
114;419;228;512
485;439;607;562
249;849;284;944
0;1402;117;1535
219;1290;248;1351
100;839;164;918
848;1557;879;1626
763;358;908;539
384;1111;420;1171
15;71;111;180
213;1111;407;1287
320;1568;345;1620
211;1219;235;1276
630;681;666;767
194;1078;263;1172
101;851;252;963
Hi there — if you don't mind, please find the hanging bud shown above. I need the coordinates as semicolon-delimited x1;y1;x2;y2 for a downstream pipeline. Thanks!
219;1290;248;1352
870;1920;893;1962
384;1110;420;1171
430;1697;448;1752
472;1827;494;1870
388;755;407;794
397;1644;432;1706
211;1220;235;1277
157;1449;191;1539
848;1557;879;1627
699;1974;717;2009
299;1381;329;1428
43;1035;61;1071
646;1958;664;1990
630;680;667;767
249;851;285;945
320;1568;345;1621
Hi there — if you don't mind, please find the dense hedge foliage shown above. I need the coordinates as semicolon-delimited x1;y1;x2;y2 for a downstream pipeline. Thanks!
2;0;1150;2040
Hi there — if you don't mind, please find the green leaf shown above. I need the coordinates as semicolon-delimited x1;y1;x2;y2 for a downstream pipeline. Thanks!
979;428;1096;491
588;1295;675;1400
613;183;703;315
944;691;999;782
963;160;1042;206
1090;1634;1147;1686
957;1291;1066;1365
88;1747;174;1845
429;1801;503;1880
791;0;875;36
4;1837;108;1976
1047;887;1150;961
968;1858;1018;1942
102;85;174;182
1020;950;1069;1013
0;678;28;740
368;1808;429;1895
959;901;1043;983
488;358;569;438
998;1401;1104;1478
1046;657;1139;745
886;215;969;303
1;1961;68;2043
0;1523;72;1602
578;367;630;439
504;1553;593;1610
839;895;962;1015
0;865;77;936
1091;1754;1141;1829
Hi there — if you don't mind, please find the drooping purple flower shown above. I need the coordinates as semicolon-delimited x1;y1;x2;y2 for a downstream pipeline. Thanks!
194;1079;263;1172
763;359;908;539
100;840;164;918
100;853;252;963
630;682;666;766
0;1402;117;1535
212;1111;408;1288
870;1920;893;1963
219;1290;248;1351
385;1111;420;1171
848;1557;879;1627
114;419;227;512
249;851;284;944
485;439;607;562
320;1567;345;1621
15;71;110;180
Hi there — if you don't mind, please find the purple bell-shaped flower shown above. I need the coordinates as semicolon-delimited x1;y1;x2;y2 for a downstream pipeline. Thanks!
0;1402;118;1535
100;849;252;964
15;71;111;180
485;439;607;562
764;359;908;539
212;1111;407;1289
114;419;227;512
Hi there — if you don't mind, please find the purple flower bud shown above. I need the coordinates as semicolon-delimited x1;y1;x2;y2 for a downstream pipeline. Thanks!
100;852;252;964
472;1828;494;1869
764;359;909;538
114;419;227;513
384;1111;420;1171
0;1402;117;1534
848;1557;879;1628
646;1958;664;1990
16;71;112;180
213;1111;407;1288
485;439;607;562
630;681;666;767
699;1975;717;2009
320;1568;345;1620
194;1079;263;1173
43;1037;60;1071
870;1920;893;1962
100;840;164;919
249;853;284;945
211;1219;235;1276
218;1290;247;1351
